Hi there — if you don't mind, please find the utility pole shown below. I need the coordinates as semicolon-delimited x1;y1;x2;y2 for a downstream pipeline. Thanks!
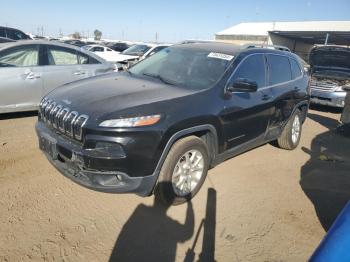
155;32;158;43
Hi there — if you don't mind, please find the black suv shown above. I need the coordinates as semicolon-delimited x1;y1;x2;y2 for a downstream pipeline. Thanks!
36;43;310;205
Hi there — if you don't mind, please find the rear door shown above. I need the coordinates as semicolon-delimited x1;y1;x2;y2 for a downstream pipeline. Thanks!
266;54;295;130
221;53;273;148
0;44;43;113
41;45;80;95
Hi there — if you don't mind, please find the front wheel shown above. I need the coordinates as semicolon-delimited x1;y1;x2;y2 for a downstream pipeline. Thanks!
155;136;209;205
277;109;302;150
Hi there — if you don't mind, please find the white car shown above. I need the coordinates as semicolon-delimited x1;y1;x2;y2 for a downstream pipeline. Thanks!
114;44;171;68
83;44;121;63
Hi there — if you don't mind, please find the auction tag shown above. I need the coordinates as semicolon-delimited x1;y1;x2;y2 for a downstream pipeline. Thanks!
208;52;234;61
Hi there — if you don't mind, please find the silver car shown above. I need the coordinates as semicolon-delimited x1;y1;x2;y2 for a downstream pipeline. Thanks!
0;40;115;113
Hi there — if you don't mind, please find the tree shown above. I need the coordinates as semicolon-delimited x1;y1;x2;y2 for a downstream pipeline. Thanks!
71;32;81;39
94;29;102;40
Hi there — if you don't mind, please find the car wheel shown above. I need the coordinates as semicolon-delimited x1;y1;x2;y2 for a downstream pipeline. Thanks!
155;136;209;205
277;109;302;150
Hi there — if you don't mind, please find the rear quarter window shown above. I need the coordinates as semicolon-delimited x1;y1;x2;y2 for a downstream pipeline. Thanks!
267;54;292;85
290;58;302;79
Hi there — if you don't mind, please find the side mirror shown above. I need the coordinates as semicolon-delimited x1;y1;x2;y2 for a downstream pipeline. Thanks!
227;78;258;93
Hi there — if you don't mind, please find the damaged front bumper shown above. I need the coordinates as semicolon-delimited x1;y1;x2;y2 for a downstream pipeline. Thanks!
35;121;157;196
310;88;346;108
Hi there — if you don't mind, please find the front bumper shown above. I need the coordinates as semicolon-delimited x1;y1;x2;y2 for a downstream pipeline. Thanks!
35;121;157;196
310;88;346;108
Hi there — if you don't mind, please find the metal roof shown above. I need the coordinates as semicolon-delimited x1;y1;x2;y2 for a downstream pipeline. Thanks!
216;21;350;36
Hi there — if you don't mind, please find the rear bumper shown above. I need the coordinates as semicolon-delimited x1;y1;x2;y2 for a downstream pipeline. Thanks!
35;121;158;196
310;88;346;108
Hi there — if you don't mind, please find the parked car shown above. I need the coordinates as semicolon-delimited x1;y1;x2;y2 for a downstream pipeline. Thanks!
62;40;86;47
105;42;131;52
0;26;31;41
114;43;170;68
0;40;115;113
309;45;350;108
36;42;310;205
83;44;122;63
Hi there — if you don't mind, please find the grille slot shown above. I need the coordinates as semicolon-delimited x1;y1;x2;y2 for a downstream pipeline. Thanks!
39;97;89;141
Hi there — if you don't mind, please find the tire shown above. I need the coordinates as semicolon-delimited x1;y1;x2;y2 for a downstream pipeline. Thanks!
155;136;209;205
277;109;302;150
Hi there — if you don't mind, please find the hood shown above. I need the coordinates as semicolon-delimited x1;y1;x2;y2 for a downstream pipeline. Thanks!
46;72;196;123
310;46;350;71
113;54;139;62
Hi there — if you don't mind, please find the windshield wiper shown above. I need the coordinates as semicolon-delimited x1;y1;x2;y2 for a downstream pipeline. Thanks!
142;73;177;86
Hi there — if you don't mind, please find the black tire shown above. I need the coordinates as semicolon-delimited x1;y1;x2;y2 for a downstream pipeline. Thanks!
155;136;209;205
277;109;302;150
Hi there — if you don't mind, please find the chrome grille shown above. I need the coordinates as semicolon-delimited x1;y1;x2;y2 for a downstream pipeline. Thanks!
310;80;337;91
39;97;89;141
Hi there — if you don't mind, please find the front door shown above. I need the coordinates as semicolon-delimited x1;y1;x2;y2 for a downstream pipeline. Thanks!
220;53;273;149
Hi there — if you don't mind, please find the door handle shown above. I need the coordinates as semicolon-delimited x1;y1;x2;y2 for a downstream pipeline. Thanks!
294;87;301;91
262;94;272;101
25;72;41;79
74;71;87;76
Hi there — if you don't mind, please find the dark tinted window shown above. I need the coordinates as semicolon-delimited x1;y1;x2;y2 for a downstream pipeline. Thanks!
7;29;29;40
290;58;302;79
0;28;6;38
91;46;104;52
231;54;266;88
267;54;292;85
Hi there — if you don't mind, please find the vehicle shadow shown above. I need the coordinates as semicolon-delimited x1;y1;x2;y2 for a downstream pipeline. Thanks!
109;184;217;262
0;111;37;120
307;112;340;130
309;104;343;114
300;114;350;231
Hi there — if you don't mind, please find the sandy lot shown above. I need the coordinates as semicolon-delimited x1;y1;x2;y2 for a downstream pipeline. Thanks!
0;108;349;262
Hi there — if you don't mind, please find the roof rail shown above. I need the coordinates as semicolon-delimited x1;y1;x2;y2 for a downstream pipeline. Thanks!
242;43;291;52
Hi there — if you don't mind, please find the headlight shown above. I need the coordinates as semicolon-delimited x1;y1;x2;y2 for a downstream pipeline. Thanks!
99;114;161;127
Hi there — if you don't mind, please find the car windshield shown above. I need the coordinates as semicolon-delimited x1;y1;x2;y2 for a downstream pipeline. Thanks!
122;44;151;56
129;47;232;90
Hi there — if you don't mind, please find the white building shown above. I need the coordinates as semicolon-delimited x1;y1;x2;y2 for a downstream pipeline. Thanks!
215;21;350;60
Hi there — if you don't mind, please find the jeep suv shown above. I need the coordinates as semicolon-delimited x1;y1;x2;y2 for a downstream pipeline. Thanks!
310;45;350;108
36;43;310;205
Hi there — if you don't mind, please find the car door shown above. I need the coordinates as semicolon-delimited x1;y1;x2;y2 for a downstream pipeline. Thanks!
0;44;43;113
41;45;81;95
265;54;295;130
220;53;274;148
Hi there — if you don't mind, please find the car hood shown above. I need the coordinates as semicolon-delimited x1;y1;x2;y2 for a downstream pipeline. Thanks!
310;47;350;72
112;53;139;62
46;72;196;123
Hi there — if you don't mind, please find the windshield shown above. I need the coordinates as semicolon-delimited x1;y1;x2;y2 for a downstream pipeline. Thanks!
310;49;350;70
122;44;151;56
129;47;232;90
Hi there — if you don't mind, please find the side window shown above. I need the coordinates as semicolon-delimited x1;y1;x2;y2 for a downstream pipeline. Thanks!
13;30;28;40
92;46;104;52
231;54;266;88
47;46;78;65
290;58;302;79
0;28;6;38
267;54;292;85
78;52;100;65
0;45;39;67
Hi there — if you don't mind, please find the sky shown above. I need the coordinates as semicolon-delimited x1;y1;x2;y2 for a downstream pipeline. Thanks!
1;0;349;43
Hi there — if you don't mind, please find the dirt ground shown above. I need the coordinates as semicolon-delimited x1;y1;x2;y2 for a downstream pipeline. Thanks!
0;107;350;262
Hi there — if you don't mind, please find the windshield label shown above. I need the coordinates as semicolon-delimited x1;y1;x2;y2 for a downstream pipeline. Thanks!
208;52;234;61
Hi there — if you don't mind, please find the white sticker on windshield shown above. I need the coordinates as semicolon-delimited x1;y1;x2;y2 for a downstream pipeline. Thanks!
208;52;234;61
